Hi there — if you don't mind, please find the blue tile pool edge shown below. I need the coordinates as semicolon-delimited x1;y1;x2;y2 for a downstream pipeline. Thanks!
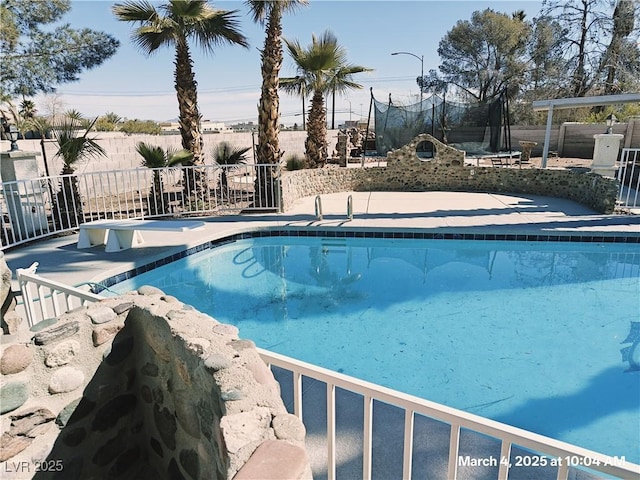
91;228;640;294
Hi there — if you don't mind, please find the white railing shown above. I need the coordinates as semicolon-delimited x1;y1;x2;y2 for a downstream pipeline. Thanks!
16;263;103;327
12;269;640;480
617;148;640;211
1;163;280;250
258;349;640;480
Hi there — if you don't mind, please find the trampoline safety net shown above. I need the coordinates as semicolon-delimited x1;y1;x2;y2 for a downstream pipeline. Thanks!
373;92;510;157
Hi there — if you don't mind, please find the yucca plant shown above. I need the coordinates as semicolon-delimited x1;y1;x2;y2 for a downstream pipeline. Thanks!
52;111;106;227
136;142;193;216
212;142;250;200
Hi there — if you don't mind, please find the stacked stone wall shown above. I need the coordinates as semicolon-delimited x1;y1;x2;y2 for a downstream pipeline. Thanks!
0;290;311;479
281;134;619;213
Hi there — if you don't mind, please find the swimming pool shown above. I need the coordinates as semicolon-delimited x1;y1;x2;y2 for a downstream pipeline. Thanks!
109;233;640;463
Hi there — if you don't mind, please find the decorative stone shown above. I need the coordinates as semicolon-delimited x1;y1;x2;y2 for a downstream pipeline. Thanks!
213;324;239;337
92;428;127;466
168;458;186;480
48;366;85;394
105;336;134;366
34;321;80;345
145;325;172;362
1;344;32;374
180;448;200;480
186;337;210;355
167;310;186;321
113;302;134;315
62;427;86;447
141;362;159;377
60;397;96;426
0;382;29;414
221;389;243;401
108;446;140;476
220;408;271;454
0;432;32;462
230;339;255;351
247;356;277;386
2;311;22;335
272;413;306;442
88;306;117;324
162;295;180;303
173;390;200;438
175;359;191;385
92;394;137;431
92;321;124;346
233;440;310;480
138;285;164;296
29;317;57;332
141;385;153;403
9;407;55;437
204;354;231;371
45;340;80;367
150;437;164;458
154;404;177;451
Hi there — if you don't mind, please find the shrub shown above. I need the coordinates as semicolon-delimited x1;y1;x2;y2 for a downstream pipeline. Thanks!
285;154;307;171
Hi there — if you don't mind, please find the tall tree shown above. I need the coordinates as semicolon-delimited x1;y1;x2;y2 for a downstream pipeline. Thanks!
601;0;639;94
245;0;307;208
113;0;248;168
282;31;371;168
429;9;530;102
540;0;640;97
0;0;118;98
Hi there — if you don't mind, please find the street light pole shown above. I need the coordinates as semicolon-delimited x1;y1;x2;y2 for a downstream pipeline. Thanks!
391;51;424;102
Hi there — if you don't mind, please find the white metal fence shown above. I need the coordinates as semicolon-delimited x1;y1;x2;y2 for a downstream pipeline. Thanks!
16;263;103;327
1;163;280;250
617;148;640;211
259;349;639;480
14;270;640;480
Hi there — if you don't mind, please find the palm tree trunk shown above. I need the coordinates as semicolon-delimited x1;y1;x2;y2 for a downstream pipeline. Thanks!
255;7;284;208
306;90;328;168
175;40;206;200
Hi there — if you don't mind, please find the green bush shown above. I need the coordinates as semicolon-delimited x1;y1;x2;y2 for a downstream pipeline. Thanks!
285;154;307;171
120;119;162;135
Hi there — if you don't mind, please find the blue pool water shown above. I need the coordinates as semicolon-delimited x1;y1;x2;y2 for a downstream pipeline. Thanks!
111;236;640;462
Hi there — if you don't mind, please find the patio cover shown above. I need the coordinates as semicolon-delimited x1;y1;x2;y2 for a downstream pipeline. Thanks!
532;93;640;167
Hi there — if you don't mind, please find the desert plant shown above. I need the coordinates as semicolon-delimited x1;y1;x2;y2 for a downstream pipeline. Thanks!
136;142;193;216
212;142;250;199
52;111;105;227
285;154;306;171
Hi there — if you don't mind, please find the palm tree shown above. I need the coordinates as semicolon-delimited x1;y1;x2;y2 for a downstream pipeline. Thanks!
53;111;106;227
328;64;373;129
136;142;193;216
112;0;248;170
282;31;371;168
245;0;307;208
212;142;250;201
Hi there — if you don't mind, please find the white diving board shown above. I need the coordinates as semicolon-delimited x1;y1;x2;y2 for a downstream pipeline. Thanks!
77;219;206;253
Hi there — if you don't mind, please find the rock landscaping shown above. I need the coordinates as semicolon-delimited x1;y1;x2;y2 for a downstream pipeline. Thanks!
0;288;311;480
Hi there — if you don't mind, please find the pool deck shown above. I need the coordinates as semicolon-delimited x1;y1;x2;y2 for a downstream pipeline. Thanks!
4;191;639;287
3;191;639;479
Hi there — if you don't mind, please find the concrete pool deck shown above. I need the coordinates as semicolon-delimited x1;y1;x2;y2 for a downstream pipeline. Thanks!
3;191;639;480
5;191;640;287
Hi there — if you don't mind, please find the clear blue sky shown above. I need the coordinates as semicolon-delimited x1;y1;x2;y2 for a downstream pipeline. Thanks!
39;0;544;125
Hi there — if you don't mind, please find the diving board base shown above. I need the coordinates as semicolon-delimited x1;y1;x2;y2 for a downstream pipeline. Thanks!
77;219;205;252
